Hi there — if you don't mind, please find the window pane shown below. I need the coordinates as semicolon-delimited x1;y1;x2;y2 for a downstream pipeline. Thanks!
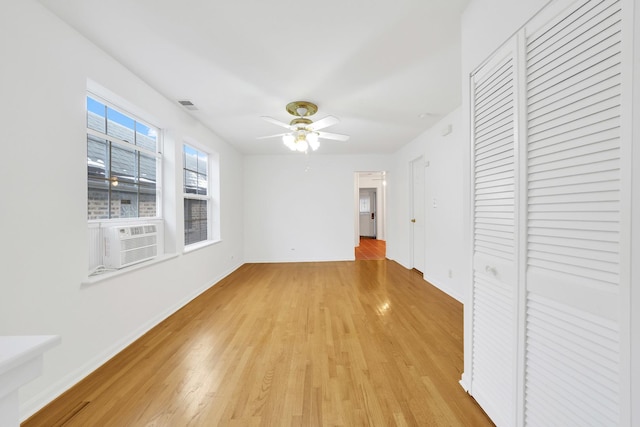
111;188;139;218
139;153;156;185
197;151;208;176
184;145;198;171
87;97;106;133
87;135;107;178
139;192;157;218
107;107;135;143
184;199;208;245
184;199;207;222
111;145;136;184
135;122;157;151
360;196;370;213
184;170;198;194
197;174;208;195
88;179;109;220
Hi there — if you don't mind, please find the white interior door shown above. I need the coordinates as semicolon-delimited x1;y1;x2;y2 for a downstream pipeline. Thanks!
410;157;425;272
359;188;376;238
522;1;624;424
469;38;518;427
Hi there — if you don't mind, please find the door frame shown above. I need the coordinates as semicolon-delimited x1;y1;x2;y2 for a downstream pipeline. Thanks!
354;171;387;248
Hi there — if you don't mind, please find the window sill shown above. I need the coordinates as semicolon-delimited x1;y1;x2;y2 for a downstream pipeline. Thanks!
183;239;222;254
82;253;179;287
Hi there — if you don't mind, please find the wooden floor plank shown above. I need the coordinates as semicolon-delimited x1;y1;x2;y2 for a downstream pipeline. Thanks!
23;261;493;427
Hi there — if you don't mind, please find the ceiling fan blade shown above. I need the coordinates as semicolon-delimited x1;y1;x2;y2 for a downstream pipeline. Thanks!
261;116;291;129
257;133;288;140
318;131;349;142
309;115;339;131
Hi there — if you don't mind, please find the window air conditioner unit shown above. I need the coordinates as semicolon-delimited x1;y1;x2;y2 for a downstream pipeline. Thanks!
104;224;158;269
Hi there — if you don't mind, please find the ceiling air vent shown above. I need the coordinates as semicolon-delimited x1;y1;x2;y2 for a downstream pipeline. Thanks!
178;100;198;111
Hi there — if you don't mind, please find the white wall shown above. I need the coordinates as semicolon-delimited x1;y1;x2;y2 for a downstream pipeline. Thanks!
0;0;244;420
423;110;466;302
387;108;466;302
632;0;640;420
244;155;390;262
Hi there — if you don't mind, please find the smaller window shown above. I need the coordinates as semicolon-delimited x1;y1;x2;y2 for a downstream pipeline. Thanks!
360;196;371;213
183;144;211;246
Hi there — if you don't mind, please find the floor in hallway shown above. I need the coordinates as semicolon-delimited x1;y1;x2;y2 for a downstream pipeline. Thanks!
355;237;386;260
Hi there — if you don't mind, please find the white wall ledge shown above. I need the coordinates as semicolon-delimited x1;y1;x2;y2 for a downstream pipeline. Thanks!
82;253;179;286
0;336;61;427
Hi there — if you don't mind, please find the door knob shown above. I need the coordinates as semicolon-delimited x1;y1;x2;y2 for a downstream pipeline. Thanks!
411;219;416;223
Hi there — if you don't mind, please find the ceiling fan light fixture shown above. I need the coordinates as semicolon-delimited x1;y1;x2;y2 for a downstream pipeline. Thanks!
282;134;296;150
263;101;348;153
296;139;309;152
295;130;307;141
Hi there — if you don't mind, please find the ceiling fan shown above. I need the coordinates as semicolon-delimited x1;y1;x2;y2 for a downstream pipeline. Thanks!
259;101;349;152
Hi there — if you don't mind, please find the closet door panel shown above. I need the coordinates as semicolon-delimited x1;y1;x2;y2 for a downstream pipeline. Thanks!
470;43;518;427
524;0;623;425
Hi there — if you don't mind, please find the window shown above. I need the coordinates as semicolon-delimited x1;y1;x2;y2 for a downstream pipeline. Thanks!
360;196;371;213
86;96;160;220
183;144;211;246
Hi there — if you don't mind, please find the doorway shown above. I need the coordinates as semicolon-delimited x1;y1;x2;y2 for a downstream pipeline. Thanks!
355;171;387;260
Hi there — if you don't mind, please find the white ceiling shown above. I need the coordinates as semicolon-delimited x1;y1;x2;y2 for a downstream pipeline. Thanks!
39;0;469;155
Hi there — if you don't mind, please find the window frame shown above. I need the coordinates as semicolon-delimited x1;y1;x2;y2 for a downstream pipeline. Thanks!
86;93;163;223
182;142;215;249
86;90;165;278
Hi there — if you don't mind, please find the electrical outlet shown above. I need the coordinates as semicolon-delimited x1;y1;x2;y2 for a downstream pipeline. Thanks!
448;269;453;278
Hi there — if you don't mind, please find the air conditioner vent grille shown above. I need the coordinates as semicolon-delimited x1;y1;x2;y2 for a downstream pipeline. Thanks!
120;235;156;251
122;245;157;266
104;224;158;269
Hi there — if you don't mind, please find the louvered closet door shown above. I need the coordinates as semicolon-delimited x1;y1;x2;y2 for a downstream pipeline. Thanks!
470;41;518;427
524;0;623;425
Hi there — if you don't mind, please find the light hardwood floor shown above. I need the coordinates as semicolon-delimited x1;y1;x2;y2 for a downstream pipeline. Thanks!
24;261;493;426
355;238;386;260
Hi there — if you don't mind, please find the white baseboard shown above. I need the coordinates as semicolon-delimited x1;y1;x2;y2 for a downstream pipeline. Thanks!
459;372;471;392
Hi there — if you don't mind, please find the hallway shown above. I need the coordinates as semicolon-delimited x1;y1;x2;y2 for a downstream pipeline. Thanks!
354;237;386;260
